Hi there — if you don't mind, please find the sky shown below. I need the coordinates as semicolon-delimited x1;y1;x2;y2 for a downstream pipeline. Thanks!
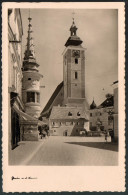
21;9;118;111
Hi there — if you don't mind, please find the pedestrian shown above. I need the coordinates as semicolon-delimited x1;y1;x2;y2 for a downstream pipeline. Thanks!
47;130;50;138
105;130;107;143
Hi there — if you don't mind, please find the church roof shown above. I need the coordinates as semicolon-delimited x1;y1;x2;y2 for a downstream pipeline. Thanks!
50;106;89;120
40;81;64;117
98;95;114;108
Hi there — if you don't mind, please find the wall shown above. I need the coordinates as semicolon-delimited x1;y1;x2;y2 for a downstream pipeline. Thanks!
22;73;40;93
114;87;118;114
114;114;118;139
25;103;41;118
63;48;85;102
22;124;39;141
8;9;23;98
49;119;89;136
8;9;24;149
89;107;114;131
113;86;118;140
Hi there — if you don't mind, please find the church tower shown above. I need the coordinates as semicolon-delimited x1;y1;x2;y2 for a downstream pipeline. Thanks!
63;18;86;107
22;15;43;141
42;15;89;136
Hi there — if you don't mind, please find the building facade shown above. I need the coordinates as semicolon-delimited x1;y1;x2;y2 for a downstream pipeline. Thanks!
50;106;89;136
8;9;24;149
113;81;118;141
21;16;43;141
89;96;114;132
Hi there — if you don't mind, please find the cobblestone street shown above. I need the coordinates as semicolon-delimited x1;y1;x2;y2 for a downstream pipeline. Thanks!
9;136;118;166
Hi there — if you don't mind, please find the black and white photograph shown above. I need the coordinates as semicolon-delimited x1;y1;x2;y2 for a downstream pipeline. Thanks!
2;2;125;192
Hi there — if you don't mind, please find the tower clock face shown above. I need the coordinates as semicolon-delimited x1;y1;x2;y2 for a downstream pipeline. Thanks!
72;50;80;58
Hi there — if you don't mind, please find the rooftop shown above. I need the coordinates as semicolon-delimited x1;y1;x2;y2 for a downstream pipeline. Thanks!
98;95;114;108
40;81;64;116
50;106;89;120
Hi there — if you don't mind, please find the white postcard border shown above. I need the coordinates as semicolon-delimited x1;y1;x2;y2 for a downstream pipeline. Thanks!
2;2;125;192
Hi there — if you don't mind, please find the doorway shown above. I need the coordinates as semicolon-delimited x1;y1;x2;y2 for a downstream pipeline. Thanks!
11;109;20;149
64;130;68;136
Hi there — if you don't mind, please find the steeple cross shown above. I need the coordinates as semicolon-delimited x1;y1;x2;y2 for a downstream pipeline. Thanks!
72;11;75;21
28;9;32;22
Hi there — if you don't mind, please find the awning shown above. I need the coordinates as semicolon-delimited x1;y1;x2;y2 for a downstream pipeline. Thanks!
12;103;48;126
12;103;38;122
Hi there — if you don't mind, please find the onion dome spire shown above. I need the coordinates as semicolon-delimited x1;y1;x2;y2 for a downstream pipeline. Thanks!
65;16;83;47
70;17;78;36
90;98;97;109
23;11;39;72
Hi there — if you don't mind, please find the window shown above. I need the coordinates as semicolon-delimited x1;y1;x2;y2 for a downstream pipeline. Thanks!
75;72;78;79
75;58;78;64
27;92;35;102
90;113;92;117
77;112;80;116
77;122;79;125
66;122;71;126
68;112;72;116
28;78;31;80
81;121;84;125
37;92;40;103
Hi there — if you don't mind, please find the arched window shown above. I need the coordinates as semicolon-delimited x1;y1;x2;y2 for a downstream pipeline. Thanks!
77;112;80;116
68;112;72;116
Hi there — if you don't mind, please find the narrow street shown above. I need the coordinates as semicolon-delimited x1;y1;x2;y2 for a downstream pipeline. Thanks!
9;136;118;166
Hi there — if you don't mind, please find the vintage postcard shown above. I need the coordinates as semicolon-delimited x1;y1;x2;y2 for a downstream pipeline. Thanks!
2;2;125;192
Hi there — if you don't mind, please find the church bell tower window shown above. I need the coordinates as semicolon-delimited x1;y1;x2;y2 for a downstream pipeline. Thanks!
75;58;78;64
75;71;78;79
